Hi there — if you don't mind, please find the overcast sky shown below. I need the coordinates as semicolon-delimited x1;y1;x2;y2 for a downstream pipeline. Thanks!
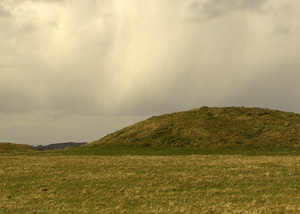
1;0;300;145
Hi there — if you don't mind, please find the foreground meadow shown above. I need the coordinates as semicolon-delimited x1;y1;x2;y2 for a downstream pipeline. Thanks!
1;154;300;213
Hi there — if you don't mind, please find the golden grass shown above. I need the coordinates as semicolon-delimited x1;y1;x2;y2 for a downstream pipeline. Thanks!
1;155;300;213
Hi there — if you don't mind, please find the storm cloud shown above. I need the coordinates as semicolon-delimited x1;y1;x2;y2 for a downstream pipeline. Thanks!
188;0;267;21
1;0;300;145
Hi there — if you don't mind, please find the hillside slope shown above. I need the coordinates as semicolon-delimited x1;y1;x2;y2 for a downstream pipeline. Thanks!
0;142;37;153
88;107;300;148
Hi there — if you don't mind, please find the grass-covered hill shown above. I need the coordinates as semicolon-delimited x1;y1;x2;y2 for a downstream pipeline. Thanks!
0;142;37;153
88;107;300;148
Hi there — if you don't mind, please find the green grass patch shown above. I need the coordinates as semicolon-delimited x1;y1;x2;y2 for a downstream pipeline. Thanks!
20;146;300;157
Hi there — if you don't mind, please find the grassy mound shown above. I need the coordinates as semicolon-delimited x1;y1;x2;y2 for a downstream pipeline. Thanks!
88;107;300;148
0;142;37;153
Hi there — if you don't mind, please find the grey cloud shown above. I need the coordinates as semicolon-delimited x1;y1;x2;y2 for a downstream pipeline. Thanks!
0;90;40;114
0;6;11;19
32;0;65;1
274;25;291;35
0;69;108;115
14;0;66;3
0;82;106;116
224;65;300;113
188;0;267;21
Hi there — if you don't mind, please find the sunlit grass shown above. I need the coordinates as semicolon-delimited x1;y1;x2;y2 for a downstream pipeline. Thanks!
1;154;300;213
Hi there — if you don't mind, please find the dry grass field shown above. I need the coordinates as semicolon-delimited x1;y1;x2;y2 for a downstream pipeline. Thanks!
1;154;300;213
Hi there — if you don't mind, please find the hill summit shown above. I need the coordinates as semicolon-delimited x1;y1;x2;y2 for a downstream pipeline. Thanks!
88;107;300;148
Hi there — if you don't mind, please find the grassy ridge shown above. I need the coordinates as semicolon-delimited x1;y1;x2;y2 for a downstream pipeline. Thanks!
88;107;300;148
0;142;37;153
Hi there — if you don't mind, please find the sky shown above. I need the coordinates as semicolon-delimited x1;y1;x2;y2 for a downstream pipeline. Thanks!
1;0;300;145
